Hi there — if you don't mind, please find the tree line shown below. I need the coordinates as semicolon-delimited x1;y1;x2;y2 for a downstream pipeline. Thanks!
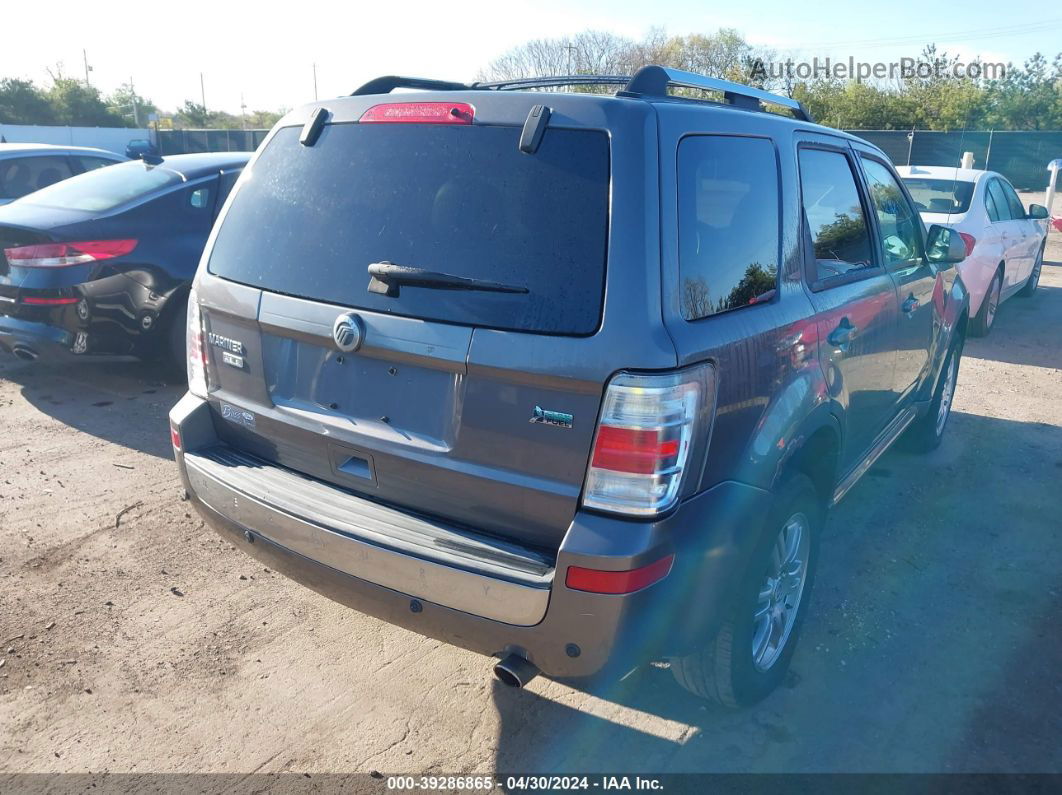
4;30;1059;132
0;72;284;130
479;29;1062;131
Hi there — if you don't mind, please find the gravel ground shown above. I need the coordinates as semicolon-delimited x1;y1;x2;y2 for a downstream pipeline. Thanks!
1;217;1060;778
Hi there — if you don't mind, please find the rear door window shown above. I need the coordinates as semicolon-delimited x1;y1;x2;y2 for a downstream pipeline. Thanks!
677;135;780;320
997;180;1027;220
987;180;1013;221
798;148;875;283
207;124;610;335
0;155;75;200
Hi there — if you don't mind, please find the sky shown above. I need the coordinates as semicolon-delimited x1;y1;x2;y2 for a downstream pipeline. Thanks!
1;0;1058;117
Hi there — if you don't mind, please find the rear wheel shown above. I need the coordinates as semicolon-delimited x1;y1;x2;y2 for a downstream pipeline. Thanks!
159;296;188;383
670;473;821;708
904;336;962;453
1019;243;1045;297
971;269;1002;337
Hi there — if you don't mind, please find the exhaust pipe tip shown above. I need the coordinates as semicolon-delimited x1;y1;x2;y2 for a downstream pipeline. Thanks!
493;654;539;689
12;345;39;362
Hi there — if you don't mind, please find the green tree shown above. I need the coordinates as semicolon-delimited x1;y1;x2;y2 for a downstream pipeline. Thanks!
175;100;211;128
47;78;124;126
0;78;56;124
106;83;158;127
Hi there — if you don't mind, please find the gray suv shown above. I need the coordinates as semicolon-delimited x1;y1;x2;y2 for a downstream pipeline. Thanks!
170;66;969;707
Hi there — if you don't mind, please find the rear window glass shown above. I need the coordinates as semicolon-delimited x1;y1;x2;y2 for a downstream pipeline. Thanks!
901;177;974;214
207;124;610;335
678;135;780;320
14;160;183;212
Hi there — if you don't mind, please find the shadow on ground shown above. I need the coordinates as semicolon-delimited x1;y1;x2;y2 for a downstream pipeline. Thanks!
0;356;183;459
963;267;1062;371
490;411;1062;773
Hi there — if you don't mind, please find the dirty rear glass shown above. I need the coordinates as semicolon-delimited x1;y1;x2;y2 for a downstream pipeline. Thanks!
207;123;610;334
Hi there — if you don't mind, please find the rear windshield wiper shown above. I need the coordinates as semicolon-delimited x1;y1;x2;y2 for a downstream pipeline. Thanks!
367;262;529;298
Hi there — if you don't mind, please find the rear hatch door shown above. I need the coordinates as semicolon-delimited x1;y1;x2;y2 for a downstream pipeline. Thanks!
197;97;663;551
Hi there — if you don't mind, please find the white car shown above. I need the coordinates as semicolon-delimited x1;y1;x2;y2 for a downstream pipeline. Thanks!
897;166;1049;336
0;143;126;206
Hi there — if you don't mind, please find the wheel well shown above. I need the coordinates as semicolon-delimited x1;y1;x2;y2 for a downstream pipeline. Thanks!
785;426;839;508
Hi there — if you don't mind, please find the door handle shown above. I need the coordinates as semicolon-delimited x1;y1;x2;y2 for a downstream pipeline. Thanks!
827;318;857;351
902;294;920;315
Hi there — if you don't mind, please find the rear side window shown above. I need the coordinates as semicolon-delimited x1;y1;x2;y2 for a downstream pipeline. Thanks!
985;185;1002;222
798;148;874;283
901;177;974;214
0;156;75;200
208;124;610;335
677;136;780;321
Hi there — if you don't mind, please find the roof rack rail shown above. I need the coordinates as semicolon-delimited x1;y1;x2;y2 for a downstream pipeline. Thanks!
474;75;631;92
621;65;813;121
351;76;472;96
349;66;813;122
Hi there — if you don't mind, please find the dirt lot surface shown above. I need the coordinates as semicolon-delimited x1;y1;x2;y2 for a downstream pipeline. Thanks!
1;226;1060;778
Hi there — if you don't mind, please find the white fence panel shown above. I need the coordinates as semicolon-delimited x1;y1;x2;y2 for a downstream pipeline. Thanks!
0;124;150;155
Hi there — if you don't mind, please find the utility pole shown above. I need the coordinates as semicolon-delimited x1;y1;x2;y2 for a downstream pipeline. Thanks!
565;44;577;75
129;76;140;127
313;63;318;101
83;50;93;87
200;73;206;110
240;93;247;129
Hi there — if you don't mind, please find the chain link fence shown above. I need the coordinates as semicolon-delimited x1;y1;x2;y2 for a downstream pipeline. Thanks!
158;129;270;156
845;130;1062;190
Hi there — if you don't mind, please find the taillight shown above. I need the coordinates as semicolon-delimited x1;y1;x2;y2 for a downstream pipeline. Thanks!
21;295;79;305
186;284;208;398
3;239;137;268
958;232;976;257
582;365;716;517
359;102;474;124
170;424;182;452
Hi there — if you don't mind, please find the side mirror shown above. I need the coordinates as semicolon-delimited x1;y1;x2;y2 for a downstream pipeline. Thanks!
926;224;966;266
1028;204;1050;220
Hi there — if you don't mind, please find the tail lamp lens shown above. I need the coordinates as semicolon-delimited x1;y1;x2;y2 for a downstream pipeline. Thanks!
186;285;208;399
958;232;977;257
582;365;716;517
3;239;137;268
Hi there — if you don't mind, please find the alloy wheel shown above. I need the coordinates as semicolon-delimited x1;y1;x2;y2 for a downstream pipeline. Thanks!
986;276;1001;328
935;354;958;437
752;512;811;672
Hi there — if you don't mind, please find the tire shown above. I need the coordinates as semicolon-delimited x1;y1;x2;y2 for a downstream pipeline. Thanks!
670;473;821;708
1018;243;1045;298
158;296;188;383
903;335;962;453
970;268;1002;337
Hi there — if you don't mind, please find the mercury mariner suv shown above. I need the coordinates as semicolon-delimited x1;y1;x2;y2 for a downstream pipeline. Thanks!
170;66;969;707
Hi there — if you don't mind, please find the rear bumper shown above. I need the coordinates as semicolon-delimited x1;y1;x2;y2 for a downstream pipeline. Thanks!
0;313;75;359
171;393;771;680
